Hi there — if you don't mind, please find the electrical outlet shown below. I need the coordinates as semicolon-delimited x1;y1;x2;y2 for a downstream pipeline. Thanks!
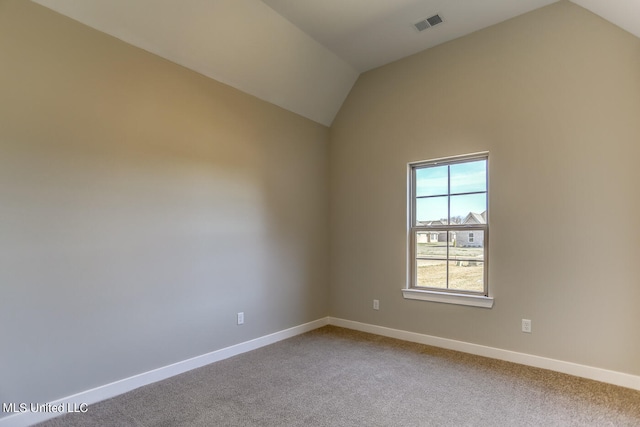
237;312;244;325
373;299;379;310
522;319;531;333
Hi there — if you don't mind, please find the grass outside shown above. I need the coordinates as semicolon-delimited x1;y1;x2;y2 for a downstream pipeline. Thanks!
416;243;484;292
417;242;483;258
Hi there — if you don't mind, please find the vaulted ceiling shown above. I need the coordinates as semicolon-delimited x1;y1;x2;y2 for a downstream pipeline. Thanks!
32;0;640;126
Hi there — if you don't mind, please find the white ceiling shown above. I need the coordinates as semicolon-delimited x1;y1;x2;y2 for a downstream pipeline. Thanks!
31;0;640;126
263;0;559;72
571;0;640;40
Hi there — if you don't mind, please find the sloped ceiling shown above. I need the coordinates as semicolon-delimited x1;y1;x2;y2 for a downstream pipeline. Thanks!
263;0;558;72
31;0;359;126
571;0;640;40
31;0;640;126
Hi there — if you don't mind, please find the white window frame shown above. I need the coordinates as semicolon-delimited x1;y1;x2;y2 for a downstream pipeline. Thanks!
402;152;493;308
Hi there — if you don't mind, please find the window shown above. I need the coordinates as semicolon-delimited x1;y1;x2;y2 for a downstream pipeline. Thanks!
402;153;493;308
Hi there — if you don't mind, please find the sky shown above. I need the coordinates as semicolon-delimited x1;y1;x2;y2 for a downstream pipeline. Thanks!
415;159;487;222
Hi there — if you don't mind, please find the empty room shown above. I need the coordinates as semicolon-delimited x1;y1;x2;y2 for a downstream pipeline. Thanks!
1;0;639;426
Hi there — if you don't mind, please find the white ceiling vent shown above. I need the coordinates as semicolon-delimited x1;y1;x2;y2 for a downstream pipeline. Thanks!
414;14;443;32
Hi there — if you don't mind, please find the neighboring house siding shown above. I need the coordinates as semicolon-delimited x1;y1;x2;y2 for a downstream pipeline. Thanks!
456;212;486;248
417;213;485;247
416;233;433;243
456;230;484;248
416;221;448;243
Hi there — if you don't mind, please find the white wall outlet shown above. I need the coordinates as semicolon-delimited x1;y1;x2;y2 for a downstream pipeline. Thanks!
237;312;244;325
373;299;379;310
522;319;531;333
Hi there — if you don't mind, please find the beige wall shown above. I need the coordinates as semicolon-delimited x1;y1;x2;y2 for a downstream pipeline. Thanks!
0;0;328;408
2;0;640;413
329;1;640;375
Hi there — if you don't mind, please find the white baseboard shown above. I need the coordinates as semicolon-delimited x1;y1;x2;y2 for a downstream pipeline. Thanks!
328;317;640;391
0;318;329;427
4;316;638;427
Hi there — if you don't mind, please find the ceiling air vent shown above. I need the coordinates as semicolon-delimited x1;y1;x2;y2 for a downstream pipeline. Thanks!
414;14;443;32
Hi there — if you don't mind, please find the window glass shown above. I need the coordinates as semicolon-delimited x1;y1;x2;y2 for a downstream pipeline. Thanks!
415;165;448;197
448;262;484;293
450;193;486;223
409;154;488;296
450;160;486;194
416;196;448;225
416;259;447;289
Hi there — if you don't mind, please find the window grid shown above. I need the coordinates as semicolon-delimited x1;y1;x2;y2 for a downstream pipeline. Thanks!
410;154;488;296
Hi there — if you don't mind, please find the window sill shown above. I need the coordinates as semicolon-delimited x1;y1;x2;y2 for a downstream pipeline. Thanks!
402;288;494;308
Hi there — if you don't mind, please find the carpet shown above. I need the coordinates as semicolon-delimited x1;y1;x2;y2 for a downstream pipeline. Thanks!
35;326;640;426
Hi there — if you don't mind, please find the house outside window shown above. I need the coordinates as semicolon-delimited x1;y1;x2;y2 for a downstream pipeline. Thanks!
403;153;493;308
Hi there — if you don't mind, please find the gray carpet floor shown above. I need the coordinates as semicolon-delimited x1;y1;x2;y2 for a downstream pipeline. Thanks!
36;326;640;426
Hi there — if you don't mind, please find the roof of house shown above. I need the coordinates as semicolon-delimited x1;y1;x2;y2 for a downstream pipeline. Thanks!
464;211;487;225
418;212;486;226
416;220;447;227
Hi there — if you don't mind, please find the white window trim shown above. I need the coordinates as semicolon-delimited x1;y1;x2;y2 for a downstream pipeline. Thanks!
405;151;492;308
402;288;494;308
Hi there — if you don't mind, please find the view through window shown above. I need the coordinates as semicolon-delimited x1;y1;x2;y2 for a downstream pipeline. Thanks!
410;154;488;295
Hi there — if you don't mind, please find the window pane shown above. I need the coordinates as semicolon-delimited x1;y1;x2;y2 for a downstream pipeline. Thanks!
450;160;486;194
415;165;448;197
451;231;485;252
416;231;450;258
448;261;484;293
410;155;489;297
416;259;447;289
416;196;448;225
450;193;486;223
